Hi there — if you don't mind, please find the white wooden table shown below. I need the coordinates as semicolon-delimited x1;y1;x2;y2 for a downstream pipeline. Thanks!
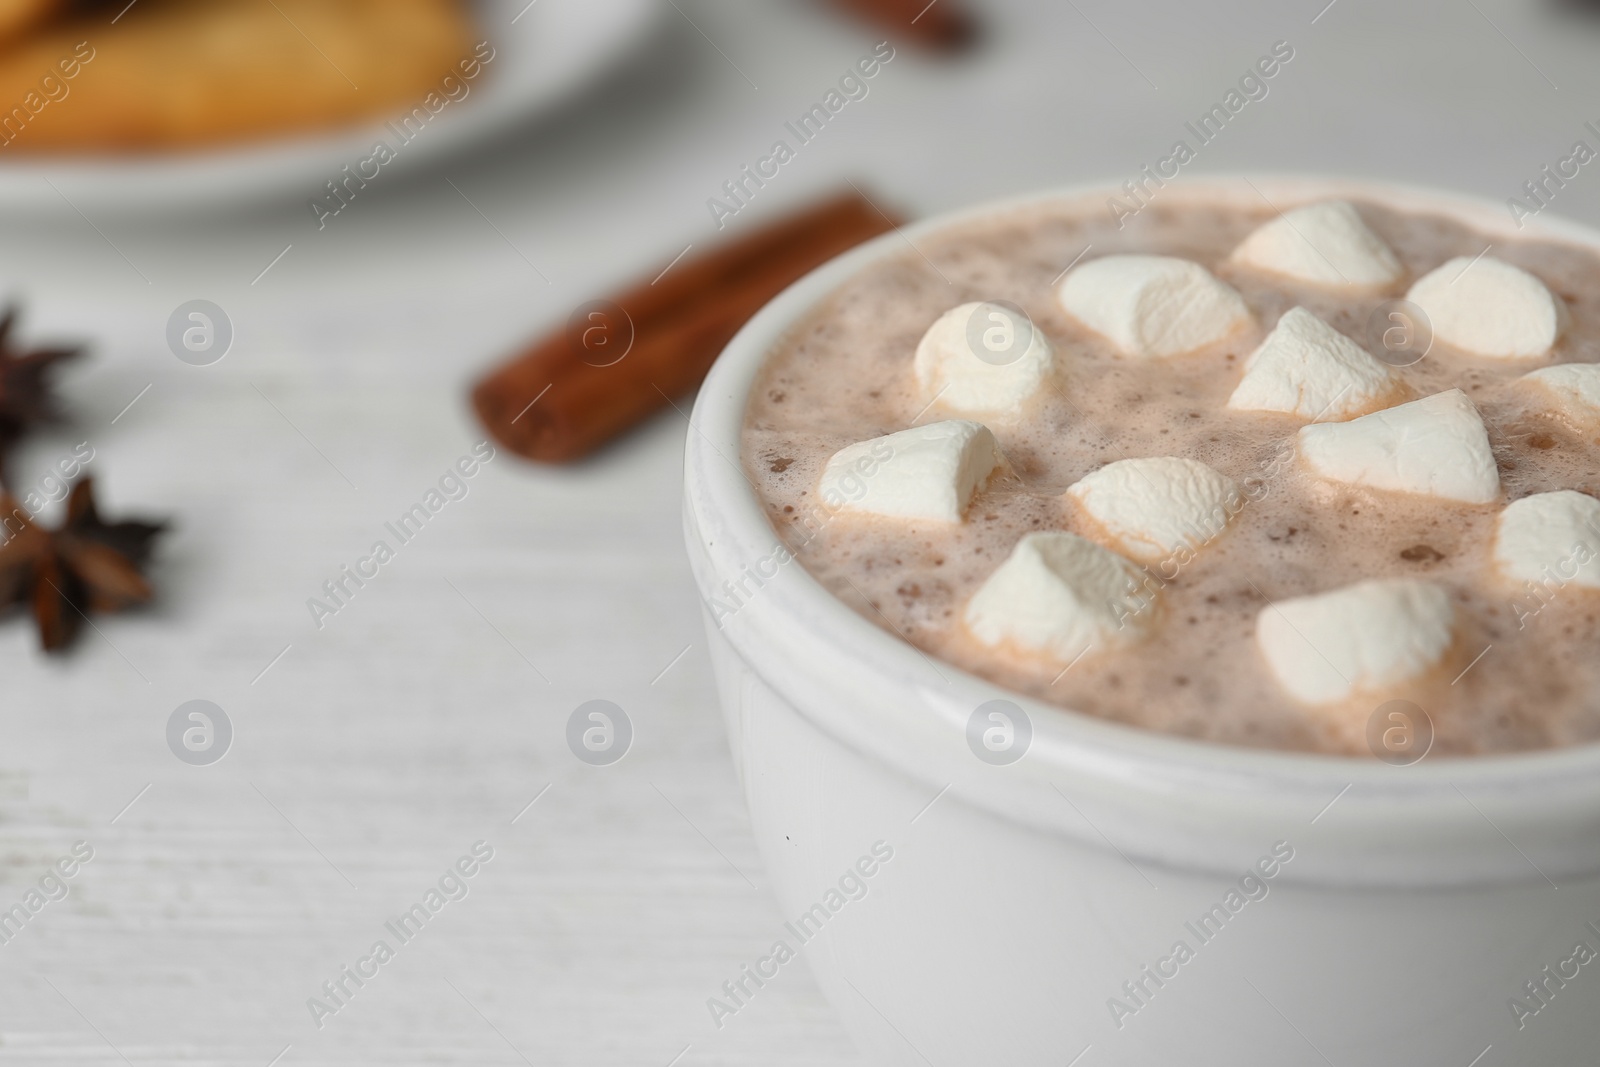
0;0;1593;1062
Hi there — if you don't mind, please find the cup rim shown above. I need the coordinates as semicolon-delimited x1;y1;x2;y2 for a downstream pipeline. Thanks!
685;173;1600;827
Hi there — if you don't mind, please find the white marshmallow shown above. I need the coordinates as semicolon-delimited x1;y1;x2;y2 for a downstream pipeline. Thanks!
1228;307;1402;421
1256;579;1456;705
1056;254;1252;359
914;301;1055;417
1065;456;1241;564
1519;363;1600;428
1494;491;1600;590
1406;256;1565;360
1297;389;1500;504
965;532;1151;663
820;420;1004;523
1230;201;1404;288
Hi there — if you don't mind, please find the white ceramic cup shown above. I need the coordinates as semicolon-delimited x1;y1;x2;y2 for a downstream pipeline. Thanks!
682;177;1600;1066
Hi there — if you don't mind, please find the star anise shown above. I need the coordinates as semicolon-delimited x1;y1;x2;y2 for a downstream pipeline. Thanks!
0;308;81;486
0;478;166;651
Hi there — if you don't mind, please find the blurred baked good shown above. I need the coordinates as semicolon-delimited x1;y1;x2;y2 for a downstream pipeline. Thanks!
0;0;475;153
0;0;61;49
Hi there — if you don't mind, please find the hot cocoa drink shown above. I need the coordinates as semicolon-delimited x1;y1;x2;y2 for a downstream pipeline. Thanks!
741;192;1600;756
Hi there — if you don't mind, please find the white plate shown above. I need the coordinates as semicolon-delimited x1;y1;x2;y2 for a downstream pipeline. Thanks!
0;0;663;214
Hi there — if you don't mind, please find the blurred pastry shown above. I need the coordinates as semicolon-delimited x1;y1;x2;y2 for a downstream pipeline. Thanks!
0;0;475;153
0;0;61;49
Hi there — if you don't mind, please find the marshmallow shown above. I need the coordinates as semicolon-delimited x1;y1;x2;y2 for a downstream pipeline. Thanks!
1494;490;1600;590
819;420;1004;523
1066;456;1241;564
1297;389;1500;504
1406;256;1565;360
1228;307;1403;421
914;301;1055;417
1256;579;1456;705
1230;201;1404;288
1519;363;1600;428
1056;255;1252;359
965;532;1150;663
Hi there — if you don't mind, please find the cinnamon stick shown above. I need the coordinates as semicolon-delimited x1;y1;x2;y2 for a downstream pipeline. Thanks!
822;0;978;53
472;189;902;463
